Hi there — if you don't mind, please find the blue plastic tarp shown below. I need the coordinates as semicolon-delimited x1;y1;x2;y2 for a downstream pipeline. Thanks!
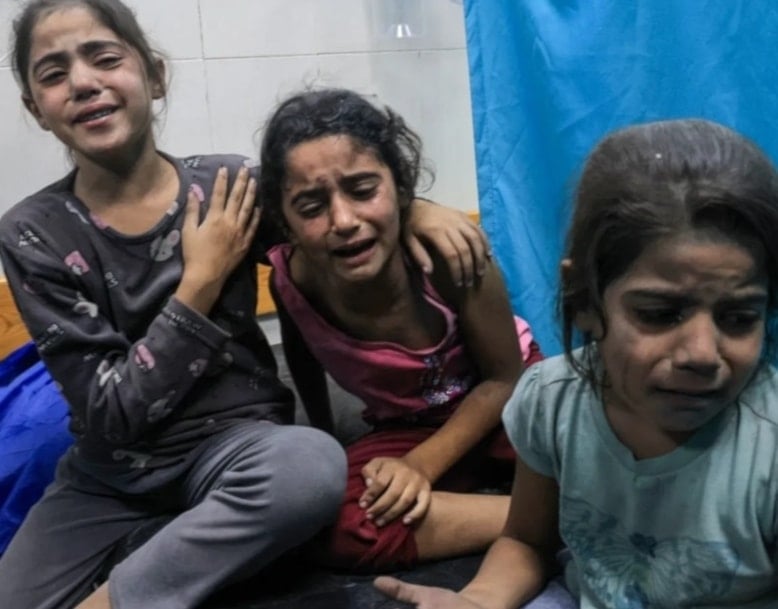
0;342;71;555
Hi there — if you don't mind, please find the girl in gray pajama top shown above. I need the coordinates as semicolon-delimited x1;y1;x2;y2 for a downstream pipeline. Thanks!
0;2;349;608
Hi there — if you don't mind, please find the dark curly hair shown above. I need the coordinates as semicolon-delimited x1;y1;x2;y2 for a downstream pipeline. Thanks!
258;88;428;234
560;118;778;385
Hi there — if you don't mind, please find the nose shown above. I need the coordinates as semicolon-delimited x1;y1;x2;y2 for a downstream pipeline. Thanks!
69;60;101;101
329;193;359;235
673;313;722;376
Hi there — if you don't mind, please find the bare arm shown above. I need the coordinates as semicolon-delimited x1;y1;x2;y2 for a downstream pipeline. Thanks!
459;457;560;607
404;257;523;482
360;255;523;524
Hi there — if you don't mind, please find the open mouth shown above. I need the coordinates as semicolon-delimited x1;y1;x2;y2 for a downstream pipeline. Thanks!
74;107;117;124
331;239;376;259
656;388;722;404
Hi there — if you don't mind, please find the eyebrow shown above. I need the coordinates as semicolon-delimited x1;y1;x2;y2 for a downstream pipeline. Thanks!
289;186;326;208
31;40;125;75
624;288;768;306
288;171;380;206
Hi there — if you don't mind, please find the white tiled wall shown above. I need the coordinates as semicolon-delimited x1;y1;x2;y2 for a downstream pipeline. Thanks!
0;0;477;217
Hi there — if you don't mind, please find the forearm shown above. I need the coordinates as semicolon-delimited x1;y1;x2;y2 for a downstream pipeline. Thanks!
1;244;233;445
58;297;230;444
459;536;548;609
404;379;511;482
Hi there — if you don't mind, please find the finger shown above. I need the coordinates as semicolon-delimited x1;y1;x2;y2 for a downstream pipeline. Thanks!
374;576;424;605
450;231;476;288
360;473;389;509
359;460;383;504
461;223;491;276
225;166;250;217
402;488;431;525
440;233;467;287
367;483;404;523
361;459;382;482
182;190;200;236
375;486;418;526
209;166;229;214
237;178;257;225
404;232;434;274
240;208;261;249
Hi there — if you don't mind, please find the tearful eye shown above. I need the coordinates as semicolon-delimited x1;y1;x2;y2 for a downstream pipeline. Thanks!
38;69;66;85
717;310;762;334
297;200;325;218
95;54;122;68
351;185;377;200
634;308;684;327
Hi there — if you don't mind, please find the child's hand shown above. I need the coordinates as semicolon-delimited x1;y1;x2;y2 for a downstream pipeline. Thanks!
359;457;431;527
374;577;488;609
178;166;260;313
403;199;491;287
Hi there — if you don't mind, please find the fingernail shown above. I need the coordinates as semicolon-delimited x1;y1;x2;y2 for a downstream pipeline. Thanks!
366;513;374;520
402;516;412;525
359;501;367;509
365;478;373;486
478;265;486;276
376;519;385;527
422;265;432;274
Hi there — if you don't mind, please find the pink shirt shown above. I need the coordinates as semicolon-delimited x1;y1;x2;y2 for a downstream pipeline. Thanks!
268;244;535;426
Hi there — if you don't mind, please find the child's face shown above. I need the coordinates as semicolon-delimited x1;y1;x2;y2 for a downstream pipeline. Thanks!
281;134;403;284
22;7;163;164
584;231;767;439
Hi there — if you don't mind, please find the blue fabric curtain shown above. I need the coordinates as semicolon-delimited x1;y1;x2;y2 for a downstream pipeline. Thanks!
464;1;778;354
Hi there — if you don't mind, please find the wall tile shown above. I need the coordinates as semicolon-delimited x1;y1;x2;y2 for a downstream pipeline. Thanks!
157;59;213;155
205;48;476;210
0;69;72;208
200;0;466;58
125;0;204;59
0;0;203;69
0;0;477;222
0;1;22;69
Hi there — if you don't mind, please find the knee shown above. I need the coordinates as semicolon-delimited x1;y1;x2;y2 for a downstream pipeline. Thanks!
321;499;417;572
270;427;347;525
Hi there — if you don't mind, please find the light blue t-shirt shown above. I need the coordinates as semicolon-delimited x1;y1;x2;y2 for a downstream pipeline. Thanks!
503;352;778;609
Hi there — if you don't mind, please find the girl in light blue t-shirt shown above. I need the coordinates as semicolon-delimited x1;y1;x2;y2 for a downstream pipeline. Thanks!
376;119;778;608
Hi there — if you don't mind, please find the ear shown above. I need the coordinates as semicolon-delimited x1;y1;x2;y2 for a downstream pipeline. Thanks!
574;309;602;338
150;58;166;100
22;94;50;131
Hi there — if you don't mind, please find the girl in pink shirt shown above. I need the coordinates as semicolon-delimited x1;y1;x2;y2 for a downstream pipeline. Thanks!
259;88;542;571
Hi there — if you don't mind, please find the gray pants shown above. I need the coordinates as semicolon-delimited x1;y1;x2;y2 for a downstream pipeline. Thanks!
0;421;347;609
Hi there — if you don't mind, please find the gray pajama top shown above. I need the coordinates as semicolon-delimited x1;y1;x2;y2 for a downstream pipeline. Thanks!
0;153;294;487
